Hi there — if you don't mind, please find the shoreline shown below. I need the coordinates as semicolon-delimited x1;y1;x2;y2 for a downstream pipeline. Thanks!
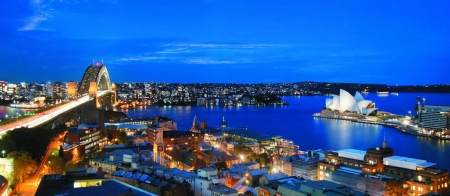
312;113;450;141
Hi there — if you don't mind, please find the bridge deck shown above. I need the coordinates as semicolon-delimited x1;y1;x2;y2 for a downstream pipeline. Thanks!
0;91;109;137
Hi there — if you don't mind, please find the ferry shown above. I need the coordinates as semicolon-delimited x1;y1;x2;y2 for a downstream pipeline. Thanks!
377;91;389;94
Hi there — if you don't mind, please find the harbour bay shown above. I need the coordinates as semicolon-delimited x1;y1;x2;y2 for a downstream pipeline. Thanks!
121;92;450;172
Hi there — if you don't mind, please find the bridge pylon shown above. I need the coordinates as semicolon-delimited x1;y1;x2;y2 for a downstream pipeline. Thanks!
111;83;117;106
89;81;99;108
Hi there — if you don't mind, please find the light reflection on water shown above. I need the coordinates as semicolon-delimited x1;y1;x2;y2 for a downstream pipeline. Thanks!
0;106;35;118
121;93;450;171
2;92;447;170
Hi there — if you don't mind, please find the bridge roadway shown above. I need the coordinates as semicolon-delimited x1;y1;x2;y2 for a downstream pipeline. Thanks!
0;91;109;137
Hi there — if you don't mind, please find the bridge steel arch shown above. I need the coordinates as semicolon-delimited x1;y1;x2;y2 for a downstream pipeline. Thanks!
78;65;111;95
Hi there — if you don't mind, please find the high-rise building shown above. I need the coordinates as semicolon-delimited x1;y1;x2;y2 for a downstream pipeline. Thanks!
45;82;53;98
418;104;450;130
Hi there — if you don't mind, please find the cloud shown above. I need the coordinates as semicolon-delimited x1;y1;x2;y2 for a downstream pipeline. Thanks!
115;42;289;65
162;43;289;49
17;0;54;31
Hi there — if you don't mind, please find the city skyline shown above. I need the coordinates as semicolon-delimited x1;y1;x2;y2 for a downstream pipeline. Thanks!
1;0;450;85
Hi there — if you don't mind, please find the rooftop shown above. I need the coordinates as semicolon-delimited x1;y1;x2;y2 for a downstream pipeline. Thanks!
226;128;274;141
248;168;268;176
163;131;202;138
264;173;289;181
117;124;148;130
208;185;238;194
198;166;217;171
384;155;437;170
337;149;366;161
37;172;157;196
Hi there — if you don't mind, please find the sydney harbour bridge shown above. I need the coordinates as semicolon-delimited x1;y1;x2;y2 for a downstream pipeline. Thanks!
0;63;116;137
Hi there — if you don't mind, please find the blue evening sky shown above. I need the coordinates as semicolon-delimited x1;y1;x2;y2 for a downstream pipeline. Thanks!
1;0;449;85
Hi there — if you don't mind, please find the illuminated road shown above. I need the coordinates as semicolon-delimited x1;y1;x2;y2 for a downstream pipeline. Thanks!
0;91;109;137
19;132;66;196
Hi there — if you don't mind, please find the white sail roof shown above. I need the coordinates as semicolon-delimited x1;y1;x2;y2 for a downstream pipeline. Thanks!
339;89;356;112
325;89;377;115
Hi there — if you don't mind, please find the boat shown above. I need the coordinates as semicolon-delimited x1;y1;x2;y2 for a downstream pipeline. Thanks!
390;92;399;96
377;91;389;94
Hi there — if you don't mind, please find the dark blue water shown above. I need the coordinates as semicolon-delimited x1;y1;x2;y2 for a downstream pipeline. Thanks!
121;93;450;171
3;93;448;170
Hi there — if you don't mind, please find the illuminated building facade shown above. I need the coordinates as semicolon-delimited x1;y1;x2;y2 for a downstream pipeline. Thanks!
162;131;203;151
418;104;450;130
63;124;106;161
317;140;449;195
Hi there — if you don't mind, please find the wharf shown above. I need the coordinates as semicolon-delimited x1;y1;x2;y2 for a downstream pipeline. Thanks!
312;113;450;141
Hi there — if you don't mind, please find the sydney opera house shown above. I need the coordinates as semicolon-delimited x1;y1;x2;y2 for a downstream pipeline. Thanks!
325;89;377;116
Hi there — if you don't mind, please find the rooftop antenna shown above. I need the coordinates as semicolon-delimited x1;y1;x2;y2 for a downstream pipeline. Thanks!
382;131;388;149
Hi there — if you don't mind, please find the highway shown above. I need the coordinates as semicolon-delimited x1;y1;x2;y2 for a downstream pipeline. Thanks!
0;91;109;137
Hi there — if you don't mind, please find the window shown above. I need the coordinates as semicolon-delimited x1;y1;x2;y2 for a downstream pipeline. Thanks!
418;187;423;192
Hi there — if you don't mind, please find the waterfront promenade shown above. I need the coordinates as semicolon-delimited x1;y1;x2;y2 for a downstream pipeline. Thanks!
312;112;449;140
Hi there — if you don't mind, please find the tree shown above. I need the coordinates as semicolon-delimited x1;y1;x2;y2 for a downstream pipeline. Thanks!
214;161;228;170
7;151;38;188
194;159;206;168
234;146;254;157
244;190;254;196
105;111;127;122
106;127;128;144
49;155;65;174
383;179;408;196
259;153;271;166
44;97;54;104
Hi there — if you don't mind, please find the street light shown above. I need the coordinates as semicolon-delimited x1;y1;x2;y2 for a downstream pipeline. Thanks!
2;150;5;158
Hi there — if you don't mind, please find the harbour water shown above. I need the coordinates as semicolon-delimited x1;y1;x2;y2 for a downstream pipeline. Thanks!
1;92;449;171
121;92;450;171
